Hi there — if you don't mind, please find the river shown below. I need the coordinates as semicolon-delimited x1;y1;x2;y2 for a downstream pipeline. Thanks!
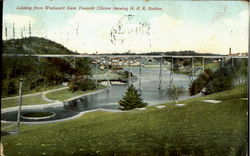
1;67;194;122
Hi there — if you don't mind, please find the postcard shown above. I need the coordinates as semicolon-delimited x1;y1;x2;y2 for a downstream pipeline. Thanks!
1;0;249;155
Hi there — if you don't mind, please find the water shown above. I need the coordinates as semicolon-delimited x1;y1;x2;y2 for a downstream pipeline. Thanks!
1;67;193;122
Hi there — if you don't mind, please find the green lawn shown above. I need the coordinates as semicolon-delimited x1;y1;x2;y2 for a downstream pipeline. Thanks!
1;95;51;109
45;85;106;101
1;85;65;98
1;85;248;156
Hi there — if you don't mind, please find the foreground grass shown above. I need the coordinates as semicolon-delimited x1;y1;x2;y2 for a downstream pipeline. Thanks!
45;85;106;101
1;95;50;109
2;86;248;156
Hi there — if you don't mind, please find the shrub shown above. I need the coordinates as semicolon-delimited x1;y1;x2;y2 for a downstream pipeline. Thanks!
119;84;147;110
168;85;185;103
189;67;236;95
69;77;96;92
189;69;213;95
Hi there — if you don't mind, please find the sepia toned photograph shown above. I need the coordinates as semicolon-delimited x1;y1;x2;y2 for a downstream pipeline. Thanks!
1;0;249;155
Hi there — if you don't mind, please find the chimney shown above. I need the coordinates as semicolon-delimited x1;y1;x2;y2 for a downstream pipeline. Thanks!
229;47;231;55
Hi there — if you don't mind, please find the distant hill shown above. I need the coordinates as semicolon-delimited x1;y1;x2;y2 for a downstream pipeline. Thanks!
2;37;79;54
104;50;223;56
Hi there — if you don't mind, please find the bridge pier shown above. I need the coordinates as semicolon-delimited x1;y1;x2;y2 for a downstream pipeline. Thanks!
158;56;163;89
62;56;76;69
106;57;110;90
138;57;142;91
221;57;224;67
38;56;41;75
95;57;98;88
128;57;131;86
231;57;234;67
202;57;205;72
73;56;76;68
189;57;194;86
169;57;174;87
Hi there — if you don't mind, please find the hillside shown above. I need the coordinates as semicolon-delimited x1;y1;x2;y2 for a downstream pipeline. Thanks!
2;37;78;54
1;86;247;155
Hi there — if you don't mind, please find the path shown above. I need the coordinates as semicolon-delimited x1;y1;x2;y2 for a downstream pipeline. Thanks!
1;87;68;102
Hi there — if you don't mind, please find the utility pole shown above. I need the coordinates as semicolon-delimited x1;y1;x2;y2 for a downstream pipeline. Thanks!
13;23;15;39
21;27;23;38
128;56;131;86
23;26;26;38
106;57;110;90
29;21;31;37
138;57;142;91
76;22;79;35
17;78;23;133
169;57;174;87
5;23;8;40
158;56;163;89
94;53;98;88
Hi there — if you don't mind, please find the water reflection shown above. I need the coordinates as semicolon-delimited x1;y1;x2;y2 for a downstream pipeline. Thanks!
66;67;192;111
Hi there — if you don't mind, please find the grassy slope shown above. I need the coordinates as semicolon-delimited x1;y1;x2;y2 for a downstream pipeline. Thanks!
1;95;51;109
1;85;65;98
45;85;106;101
1;86;106;109
2;86;248;156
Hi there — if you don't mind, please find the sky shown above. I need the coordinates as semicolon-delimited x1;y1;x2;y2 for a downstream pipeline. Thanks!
3;0;249;54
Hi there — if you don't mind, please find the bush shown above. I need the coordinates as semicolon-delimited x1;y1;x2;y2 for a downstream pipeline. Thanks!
189;69;213;95
119;84;147;110
168;85;185;103
189;67;235;95
205;67;234;94
69;77;96;92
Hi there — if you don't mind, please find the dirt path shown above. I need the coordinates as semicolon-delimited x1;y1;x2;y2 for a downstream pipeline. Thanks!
1;87;68;101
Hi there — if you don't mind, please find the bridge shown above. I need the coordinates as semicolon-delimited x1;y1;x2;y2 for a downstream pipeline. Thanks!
3;54;248;90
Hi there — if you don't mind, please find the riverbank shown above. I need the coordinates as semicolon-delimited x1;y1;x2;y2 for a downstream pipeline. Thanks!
1;85;247;155
167;62;221;75
45;85;106;101
1;85;106;109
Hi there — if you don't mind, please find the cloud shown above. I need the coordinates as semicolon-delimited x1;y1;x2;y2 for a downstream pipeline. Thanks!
148;10;248;54
3;10;247;54
47;11;124;53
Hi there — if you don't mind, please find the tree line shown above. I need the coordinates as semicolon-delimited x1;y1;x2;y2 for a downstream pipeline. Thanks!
2;56;95;97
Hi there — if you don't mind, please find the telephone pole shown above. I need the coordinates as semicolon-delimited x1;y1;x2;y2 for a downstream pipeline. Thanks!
21;27;23;38
17;78;23;133
29;21;31;37
5;23;8;40
76;22;79;35
13;23;15;39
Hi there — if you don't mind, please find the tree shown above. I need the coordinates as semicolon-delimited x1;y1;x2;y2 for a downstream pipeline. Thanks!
205;67;234;94
189;66;236;95
189;68;213;95
168;85;185;103
119;84;147;110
